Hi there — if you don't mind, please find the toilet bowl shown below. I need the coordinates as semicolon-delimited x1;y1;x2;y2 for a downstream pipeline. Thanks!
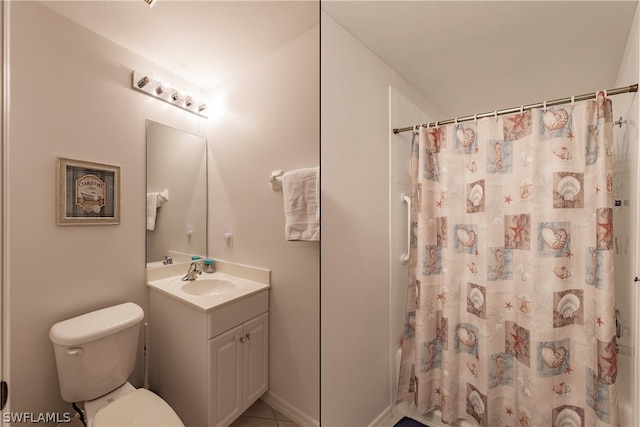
85;382;183;427
49;302;184;427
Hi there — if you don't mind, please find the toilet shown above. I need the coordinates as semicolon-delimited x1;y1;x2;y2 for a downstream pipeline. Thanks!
49;302;184;427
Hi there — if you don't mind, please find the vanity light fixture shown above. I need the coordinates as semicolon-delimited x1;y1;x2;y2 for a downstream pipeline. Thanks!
131;71;208;118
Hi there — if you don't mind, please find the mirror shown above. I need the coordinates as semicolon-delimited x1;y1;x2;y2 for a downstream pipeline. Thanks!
146;120;207;266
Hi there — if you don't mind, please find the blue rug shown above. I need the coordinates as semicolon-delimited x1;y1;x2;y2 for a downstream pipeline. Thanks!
394;417;428;427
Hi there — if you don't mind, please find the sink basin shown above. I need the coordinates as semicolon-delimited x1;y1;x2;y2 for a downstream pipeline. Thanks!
181;279;236;296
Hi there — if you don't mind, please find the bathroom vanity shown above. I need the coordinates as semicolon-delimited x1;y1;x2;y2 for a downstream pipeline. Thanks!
147;269;270;427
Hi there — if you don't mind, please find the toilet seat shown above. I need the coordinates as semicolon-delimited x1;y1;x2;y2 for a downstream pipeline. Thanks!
92;389;184;427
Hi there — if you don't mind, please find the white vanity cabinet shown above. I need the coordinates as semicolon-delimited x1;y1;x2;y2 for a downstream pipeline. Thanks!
149;285;269;427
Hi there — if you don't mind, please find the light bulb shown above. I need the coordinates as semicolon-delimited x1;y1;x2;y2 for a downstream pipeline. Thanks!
137;76;149;89
155;82;169;95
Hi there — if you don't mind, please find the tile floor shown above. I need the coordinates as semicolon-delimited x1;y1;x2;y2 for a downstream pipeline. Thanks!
230;399;299;427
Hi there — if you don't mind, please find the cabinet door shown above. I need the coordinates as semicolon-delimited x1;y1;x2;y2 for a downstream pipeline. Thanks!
243;312;269;406
209;325;243;427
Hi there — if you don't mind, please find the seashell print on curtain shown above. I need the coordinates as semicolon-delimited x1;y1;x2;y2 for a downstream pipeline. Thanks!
397;93;618;427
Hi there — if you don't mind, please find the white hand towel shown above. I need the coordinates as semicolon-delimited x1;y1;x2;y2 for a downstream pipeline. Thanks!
146;189;169;231
282;167;319;241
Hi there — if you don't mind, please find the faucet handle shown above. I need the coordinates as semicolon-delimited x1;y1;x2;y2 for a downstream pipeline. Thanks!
163;256;173;265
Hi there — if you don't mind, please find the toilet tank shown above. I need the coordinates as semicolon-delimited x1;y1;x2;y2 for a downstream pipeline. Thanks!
49;302;144;402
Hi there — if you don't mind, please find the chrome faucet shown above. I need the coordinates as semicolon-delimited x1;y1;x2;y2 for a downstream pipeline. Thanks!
163;256;173;265
182;262;202;281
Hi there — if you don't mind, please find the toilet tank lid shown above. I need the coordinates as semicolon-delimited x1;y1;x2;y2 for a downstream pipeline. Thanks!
49;302;144;346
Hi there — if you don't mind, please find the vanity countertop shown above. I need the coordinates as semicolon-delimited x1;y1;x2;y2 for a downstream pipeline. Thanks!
147;271;270;312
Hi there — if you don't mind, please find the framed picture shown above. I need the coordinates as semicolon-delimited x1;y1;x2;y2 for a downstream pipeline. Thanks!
56;157;121;225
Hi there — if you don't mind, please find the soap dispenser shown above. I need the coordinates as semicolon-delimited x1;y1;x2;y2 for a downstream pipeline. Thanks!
203;258;215;273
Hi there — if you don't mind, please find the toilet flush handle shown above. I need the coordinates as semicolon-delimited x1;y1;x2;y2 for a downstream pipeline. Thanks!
67;347;84;356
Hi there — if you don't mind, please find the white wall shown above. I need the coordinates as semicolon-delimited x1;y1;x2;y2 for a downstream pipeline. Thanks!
207;26;319;424
320;12;442;426
7;1;208;417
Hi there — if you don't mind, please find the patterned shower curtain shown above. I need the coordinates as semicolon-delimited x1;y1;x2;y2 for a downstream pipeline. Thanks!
397;93;618;427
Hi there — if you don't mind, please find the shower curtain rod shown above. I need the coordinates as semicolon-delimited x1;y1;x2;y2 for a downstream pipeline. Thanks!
392;83;638;134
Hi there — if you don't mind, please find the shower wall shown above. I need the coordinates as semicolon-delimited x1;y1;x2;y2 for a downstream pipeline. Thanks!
610;100;637;427
388;88;430;415
612;5;640;426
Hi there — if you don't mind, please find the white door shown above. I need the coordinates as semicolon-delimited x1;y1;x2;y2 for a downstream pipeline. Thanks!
209;325;243;427
209;326;244;427
243;313;269;406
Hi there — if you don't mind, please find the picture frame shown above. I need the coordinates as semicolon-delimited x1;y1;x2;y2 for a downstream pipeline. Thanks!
56;157;121;225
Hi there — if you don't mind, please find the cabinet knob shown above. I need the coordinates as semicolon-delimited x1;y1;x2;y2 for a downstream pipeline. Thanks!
239;336;246;343
245;333;252;340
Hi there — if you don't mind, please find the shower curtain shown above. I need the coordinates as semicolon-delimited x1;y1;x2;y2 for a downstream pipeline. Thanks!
397;93;618;427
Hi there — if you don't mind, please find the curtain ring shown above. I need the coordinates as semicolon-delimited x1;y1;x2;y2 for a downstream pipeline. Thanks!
413;124;419;134
473;113;478;122
543;100;547;111
435;120;440;129
454;117;458;125
494;110;498;121
520;105;524;114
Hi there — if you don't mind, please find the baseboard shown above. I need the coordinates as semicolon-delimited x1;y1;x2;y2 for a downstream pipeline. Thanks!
260;391;319;427
389;410;406;426
368;406;394;427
